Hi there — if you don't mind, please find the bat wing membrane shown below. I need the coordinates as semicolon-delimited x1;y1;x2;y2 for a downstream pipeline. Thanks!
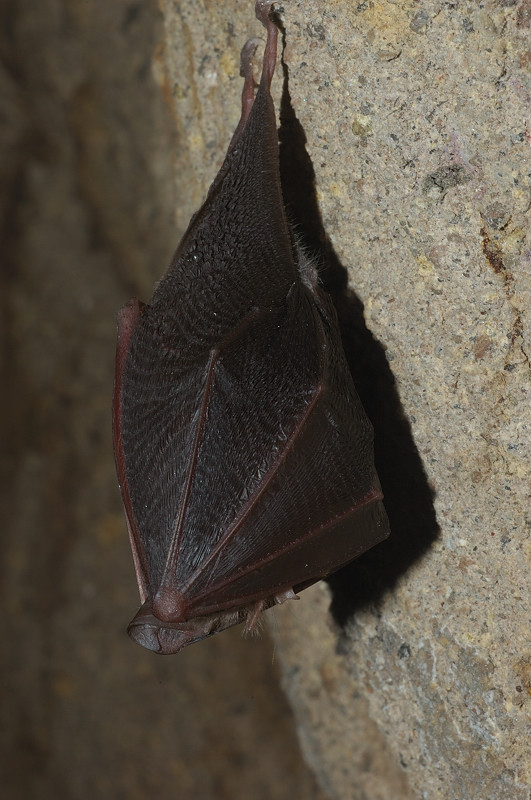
115;2;389;643
180;289;388;613
119;281;388;620
120;285;320;602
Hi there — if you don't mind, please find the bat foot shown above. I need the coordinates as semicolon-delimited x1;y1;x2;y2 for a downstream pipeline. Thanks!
238;38;262;128
255;1;275;26
274;588;299;605
255;0;278;86
244;600;266;633
236;0;278;134
240;37;262;82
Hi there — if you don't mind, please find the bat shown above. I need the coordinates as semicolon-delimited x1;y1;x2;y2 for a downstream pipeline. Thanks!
112;0;390;654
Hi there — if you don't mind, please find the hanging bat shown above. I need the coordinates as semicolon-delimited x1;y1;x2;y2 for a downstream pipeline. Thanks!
112;0;390;654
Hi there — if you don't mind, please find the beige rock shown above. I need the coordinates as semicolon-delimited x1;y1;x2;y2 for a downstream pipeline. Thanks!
156;0;530;796
4;0;527;797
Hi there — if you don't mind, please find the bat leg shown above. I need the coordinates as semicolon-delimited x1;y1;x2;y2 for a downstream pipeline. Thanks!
244;587;299;634
238;38;261;128
255;1;278;86
229;1;278;146
244;600;266;633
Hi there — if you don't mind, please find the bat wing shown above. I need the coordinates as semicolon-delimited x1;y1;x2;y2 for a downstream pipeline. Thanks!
175;288;388;615
115;280;388;632
113;1;389;654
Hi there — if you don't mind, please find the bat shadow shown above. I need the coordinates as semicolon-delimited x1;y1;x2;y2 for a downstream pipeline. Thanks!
277;30;440;629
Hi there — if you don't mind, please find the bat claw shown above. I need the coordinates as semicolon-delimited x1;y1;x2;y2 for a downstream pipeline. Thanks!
274;588;299;605
255;0;275;26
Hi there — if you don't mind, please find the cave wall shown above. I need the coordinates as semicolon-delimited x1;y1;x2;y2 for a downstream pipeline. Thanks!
156;0;529;797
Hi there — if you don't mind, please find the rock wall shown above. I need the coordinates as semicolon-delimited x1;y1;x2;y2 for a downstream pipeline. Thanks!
3;0;527;797
156;0;530;796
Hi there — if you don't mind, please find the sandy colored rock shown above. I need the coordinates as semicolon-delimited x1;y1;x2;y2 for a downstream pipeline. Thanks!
3;0;527;797
154;0;529;796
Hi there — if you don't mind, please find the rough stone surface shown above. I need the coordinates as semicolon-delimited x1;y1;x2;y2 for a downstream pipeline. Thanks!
155;0;529;797
0;1;326;798
4;0;528;797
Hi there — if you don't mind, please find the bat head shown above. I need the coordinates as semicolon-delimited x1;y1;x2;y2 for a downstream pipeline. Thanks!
127;600;267;654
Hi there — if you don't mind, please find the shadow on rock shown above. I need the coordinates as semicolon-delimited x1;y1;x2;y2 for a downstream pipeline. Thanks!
277;21;440;629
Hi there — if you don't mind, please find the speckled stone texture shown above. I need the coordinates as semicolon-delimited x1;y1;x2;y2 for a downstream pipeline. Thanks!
155;0;529;797
4;0;528;797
